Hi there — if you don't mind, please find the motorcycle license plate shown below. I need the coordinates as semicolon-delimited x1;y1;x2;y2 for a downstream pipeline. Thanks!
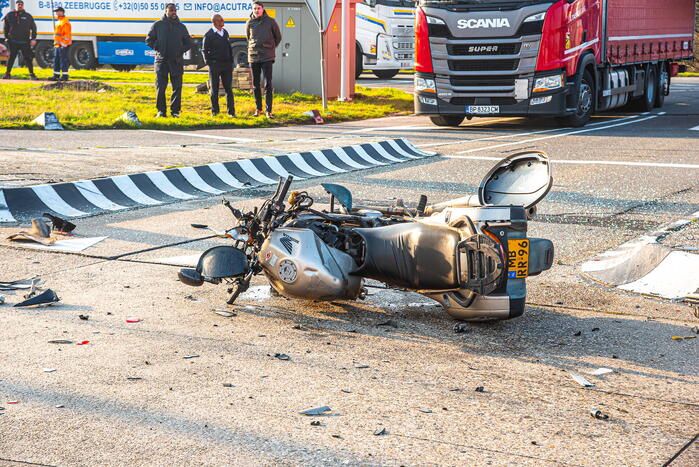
507;238;529;279
466;105;499;115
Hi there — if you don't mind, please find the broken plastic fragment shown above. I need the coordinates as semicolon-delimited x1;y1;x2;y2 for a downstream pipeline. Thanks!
373;428;388;436
43;368;57;373
214;310;236;318
453;323;469;333
570;374;594;387
671;336;697;340
48;339;73;344
7;401;19;404
419;409;433;414
274;353;290;361
590;409;609;420
299;406;331;416
55;404;65;409
126;318;141;323
14;289;60;308
183;355;200;359
7;218;55;246
475;386;485;393
589;368;614;376
76;340;90;345
310;420;322;426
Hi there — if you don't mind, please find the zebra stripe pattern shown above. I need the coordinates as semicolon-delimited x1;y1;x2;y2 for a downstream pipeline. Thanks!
0;139;434;223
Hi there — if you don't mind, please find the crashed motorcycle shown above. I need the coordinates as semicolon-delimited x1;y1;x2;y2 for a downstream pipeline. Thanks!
178;151;554;321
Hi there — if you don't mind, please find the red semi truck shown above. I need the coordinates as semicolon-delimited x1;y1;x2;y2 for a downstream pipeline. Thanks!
413;0;695;127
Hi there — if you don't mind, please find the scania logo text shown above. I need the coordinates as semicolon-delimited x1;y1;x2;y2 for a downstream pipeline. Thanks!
457;18;510;29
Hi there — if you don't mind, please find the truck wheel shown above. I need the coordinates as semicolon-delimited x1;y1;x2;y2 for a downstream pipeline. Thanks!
231;45;248;68
111;64;136;72
654;63;666;108
639;66;657;112
560;70;594;127
372;69;399;79
34;41;54;68
355;44;363;79
70;42;97;69
430;115;465;127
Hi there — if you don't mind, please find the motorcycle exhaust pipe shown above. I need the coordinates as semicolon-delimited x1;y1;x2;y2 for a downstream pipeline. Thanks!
423;194;482;216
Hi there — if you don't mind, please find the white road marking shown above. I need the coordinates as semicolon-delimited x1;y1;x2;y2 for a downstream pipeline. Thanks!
208;162;247;189
333;148;371;169
144;129;259;143
445;155;699;170
0;190;17;223
32;185;88;217
619;251;699;299
262;156;299;179
308;150;345;173
73;180;128;211
350;117;517;134
177;167;224;194
285;153;328;177
447;115;657;156
350;145;386;166
111;175;162;205
690;125;699;131
144;171;195;199
235;159;278;184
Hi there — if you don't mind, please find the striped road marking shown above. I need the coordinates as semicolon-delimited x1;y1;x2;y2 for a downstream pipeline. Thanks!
0;139;433;223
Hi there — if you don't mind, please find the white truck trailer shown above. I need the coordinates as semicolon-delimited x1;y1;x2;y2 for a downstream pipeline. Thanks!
354;0;414;79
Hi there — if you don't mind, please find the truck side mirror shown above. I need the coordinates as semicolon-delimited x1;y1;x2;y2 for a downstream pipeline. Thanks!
366;0;376;7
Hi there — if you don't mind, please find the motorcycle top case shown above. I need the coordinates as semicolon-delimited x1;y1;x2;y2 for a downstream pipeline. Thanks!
478;151;552;209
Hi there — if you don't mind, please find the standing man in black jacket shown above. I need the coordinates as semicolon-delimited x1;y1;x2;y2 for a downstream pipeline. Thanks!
202;14;235;117
2;0;37;80
146;3;193;118
246;1;281;118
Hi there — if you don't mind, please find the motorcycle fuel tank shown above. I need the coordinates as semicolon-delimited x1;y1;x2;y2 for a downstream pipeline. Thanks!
258;228;363;301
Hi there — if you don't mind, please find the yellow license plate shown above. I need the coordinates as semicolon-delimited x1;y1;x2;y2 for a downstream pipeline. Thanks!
507;238;529;279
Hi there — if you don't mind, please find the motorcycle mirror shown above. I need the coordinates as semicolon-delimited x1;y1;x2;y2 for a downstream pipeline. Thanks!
321;183;353;214
178;268;205;287
478;151;552;209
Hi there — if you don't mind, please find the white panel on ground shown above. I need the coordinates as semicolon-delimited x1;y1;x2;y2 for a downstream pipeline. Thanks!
619;251;699;299
15;236;108;253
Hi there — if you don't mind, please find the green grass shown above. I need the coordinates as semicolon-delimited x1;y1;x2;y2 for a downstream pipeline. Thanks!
0;80;413;130
1;64;209;84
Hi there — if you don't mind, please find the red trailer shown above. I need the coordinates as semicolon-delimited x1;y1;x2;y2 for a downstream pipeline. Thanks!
413;0;696;127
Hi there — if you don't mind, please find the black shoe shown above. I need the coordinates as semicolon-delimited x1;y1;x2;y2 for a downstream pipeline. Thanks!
172;113;180;118
227;111;236;118
60;75;69;81
48;76;59;81
211;111;219;117
155;111;167;118
2;74;11;80
29;74;38;80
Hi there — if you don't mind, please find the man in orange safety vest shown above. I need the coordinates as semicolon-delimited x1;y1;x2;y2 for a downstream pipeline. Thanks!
49;7;71;81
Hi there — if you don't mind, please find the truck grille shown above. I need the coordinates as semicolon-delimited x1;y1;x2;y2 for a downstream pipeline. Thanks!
450;97;517;106
448;59;519;72
447;43;521;56
450;76;515;87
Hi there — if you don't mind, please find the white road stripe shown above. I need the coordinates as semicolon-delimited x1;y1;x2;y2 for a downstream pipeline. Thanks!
262;156;298;179
367;143;404;162
351;117;517;134
332;148;370;169
350;145;386;166
208;163;246;189
448;116;657;156
177;167;223;194
285;153;328;177
73;180;127;211
309;150;345;173
144;129;259;143
235;159;278;184
111;175;162;205
619;251;699;299
32;185;88;217
144;172;195;199
385;139;421;159
442;155;699;170
0;190;17;223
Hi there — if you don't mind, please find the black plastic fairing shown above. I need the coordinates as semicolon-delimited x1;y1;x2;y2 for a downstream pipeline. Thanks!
197;246;249;278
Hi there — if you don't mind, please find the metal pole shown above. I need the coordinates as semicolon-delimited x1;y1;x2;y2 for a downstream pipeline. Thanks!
318;0;327;110
338;0;349;101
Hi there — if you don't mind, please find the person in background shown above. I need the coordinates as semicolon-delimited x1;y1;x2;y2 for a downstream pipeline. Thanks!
246;1;281;118
50;7;71;81
2;0;37;80
146;3;193;118
202;14;235;117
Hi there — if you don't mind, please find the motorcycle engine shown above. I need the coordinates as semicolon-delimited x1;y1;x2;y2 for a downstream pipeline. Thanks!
258;227;363;301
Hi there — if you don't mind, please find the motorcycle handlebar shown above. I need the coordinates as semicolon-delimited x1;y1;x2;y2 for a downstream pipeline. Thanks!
277;176;293;205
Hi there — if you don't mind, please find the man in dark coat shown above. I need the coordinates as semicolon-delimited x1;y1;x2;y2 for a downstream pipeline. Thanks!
2;0;37;79
202;14;235;117
146;3;193;117
246;1;281;118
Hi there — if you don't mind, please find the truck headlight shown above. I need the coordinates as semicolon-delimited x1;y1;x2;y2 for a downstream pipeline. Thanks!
524;12;546;22
533;74;564;92
415;77;436;93
426;16;445;25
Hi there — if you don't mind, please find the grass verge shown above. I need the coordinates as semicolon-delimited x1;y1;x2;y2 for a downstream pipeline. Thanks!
1;64;209;84
0;81;413;130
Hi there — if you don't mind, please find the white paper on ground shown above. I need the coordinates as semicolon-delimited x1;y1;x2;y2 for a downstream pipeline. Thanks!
14;236;108;253
571;374;594;387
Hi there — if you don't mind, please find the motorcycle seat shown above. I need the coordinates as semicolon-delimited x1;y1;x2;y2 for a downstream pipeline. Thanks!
352;222;461;290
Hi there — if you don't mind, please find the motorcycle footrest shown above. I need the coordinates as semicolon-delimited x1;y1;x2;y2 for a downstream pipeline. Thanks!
457;235;504;296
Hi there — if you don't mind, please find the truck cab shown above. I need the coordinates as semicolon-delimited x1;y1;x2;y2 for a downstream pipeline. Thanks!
356;0;416;79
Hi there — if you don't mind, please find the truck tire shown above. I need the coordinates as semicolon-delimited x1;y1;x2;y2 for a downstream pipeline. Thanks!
355;44;363;79
639;66;656;112
34;41;54;68
430;115;465;127
654;63;666;108
372;69;399;79
231;45;248;68
111;64;136;72
70;42;97;69
560;70;594;127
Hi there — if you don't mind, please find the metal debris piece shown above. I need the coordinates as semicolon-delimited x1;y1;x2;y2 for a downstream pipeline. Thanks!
355;365;369;369
14;289;60;308
341;389;351;393
48;339;73;344
43;368;57;373
275;353;291;361
453;323;469;333
0;296;4;304
419;409;433;414
223;383;234;388
183;355;200;359
573;331;582;336
126;377;143;381
310;420;322;426
214;310;236;318
299;406;331;416
590;409;609;420
79;314;89;321
55;404;65;408
475;386;485;393
374;428;388;436
570;374;594;387
671;336;697;340
589;368;614;376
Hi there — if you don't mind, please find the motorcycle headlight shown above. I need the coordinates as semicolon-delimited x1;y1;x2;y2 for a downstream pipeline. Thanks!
533;74;564;92
415;77;436;93
524;12;546;22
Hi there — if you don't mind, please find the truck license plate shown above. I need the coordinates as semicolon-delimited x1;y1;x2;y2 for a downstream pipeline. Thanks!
507;238;529;279
465;105;499;114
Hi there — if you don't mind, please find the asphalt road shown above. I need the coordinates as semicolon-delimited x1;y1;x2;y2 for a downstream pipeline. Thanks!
0;78;698;466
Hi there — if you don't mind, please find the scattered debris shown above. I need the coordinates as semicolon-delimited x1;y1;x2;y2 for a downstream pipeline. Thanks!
299;406;331;416
183;355;200;359
341;389;351;393
223;383;234;388
302;109;324;124
40;80;116;92
419;409;433;414
373;427;388;436
43;368;57;373
274;353;291;361
48;339;73;344
331;434;343;439
589;368;614;376
0;296;4;305
7;401;19;404
185;295;198;301
214;310;236;318
453;323;469;334
292;324;308;331
474;386;485;393
671;336;697;340
14;289;60;308
55;404;65;409
590;409;609;420
570;374;594;387
76;340;90;345
42;213;76;234
0;278;45;291
591;327;600;332
116;111;142;127
573;331;582;336
126;377;143;381
31;111;63;130
449;388;461;392
125;318;141;323
79;314;89;321
310;420;322;426
8;218;55;246
377;319;398;328
355;365;369;369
